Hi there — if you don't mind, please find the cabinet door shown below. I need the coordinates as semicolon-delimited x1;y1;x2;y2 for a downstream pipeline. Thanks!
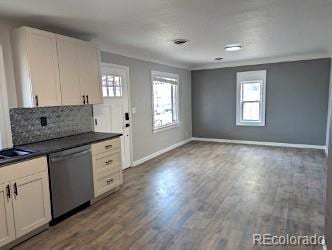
56;35;83;106
12;172;51;238
0;183;15;248
78;41;103;104
26;28;61;107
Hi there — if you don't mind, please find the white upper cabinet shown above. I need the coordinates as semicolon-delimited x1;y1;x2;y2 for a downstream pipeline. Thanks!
13;27;103;107
13;27;62;107
56;35;82;106
78;41;103;105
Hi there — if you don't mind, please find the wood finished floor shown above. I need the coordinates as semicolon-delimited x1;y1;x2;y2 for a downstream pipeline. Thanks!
14;142;326;250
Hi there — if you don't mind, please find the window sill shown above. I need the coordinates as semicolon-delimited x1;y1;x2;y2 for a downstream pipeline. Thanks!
153;123;180;134
236;121;265;127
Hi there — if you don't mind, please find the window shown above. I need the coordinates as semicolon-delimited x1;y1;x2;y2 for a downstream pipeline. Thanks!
101;74;123;97
0;45;12;149
236;70;266;126
152;71;179;131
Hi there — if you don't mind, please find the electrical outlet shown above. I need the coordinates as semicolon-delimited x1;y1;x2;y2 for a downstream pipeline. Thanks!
40;117;47;127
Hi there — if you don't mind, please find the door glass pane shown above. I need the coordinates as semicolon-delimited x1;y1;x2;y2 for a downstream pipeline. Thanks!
114;76;121;87
102;75;107;85
243;102;260;121
102;87;108;97
242;82;261;101
101;74;123;97
115;87;122;96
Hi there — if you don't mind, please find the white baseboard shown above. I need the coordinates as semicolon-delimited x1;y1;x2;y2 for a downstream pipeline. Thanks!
133;138;192;166
192;137;327;150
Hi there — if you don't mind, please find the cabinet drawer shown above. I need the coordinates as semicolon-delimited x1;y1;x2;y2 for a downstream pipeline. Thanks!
93;153;121;174
95;165;121;180
94;172;122;197
92;138;121;156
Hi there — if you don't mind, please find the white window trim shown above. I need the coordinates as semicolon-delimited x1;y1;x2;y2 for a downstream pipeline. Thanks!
0;45;13;148
151;70;180;133
236;70;267;127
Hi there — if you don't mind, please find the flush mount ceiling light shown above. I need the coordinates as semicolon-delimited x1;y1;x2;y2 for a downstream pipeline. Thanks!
225;44;242;51
173;39;189;45
214;57;223;61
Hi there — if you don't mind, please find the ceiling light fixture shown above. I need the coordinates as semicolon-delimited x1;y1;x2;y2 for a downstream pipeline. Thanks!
214;57;223;61
173;39;189;45
225;44;242;51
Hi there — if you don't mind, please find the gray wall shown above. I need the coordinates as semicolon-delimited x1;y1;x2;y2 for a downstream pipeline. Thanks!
192;58;331;145
10;105;93;145
101;52;192;162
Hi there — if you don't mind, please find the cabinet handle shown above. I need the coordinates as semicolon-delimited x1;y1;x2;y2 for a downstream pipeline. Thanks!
13;183;18;196
35;95;39;107
107;179;114;185
82;95;86;104
105;145;113;149
105;160;113;165
86;95;89;104
6;185;11;199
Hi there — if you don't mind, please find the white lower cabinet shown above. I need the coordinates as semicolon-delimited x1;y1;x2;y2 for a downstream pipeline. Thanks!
91;138;123;198
12;171;51;238
0;157;51;248
0;183;15;247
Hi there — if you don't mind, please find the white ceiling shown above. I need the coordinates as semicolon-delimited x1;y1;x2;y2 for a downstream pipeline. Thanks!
0;0;331;69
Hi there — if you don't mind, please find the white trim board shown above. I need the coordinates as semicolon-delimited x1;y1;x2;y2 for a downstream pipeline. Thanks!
192;137;327;150
322;237;327;250
0;45;13;148
133;138;192;166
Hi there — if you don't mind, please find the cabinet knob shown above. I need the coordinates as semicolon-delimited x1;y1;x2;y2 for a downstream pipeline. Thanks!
105;160;113;165
105;145;113;149
35;95;39;107
13;183;18;196
6;184;11;199
107;179;114;185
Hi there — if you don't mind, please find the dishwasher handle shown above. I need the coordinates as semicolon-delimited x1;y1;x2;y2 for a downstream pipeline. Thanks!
49;149;91;163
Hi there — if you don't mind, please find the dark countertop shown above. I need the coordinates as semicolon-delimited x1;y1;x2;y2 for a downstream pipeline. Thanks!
0;132;122;167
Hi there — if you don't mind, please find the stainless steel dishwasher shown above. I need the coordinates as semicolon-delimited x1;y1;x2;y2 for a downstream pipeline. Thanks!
48;145;93;223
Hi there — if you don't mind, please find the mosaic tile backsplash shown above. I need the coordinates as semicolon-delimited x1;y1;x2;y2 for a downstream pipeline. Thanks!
10;105;94;145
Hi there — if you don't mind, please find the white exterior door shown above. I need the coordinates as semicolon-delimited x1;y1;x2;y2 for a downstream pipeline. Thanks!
11;172;51;238
93;64;132;169
0;183;15;247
